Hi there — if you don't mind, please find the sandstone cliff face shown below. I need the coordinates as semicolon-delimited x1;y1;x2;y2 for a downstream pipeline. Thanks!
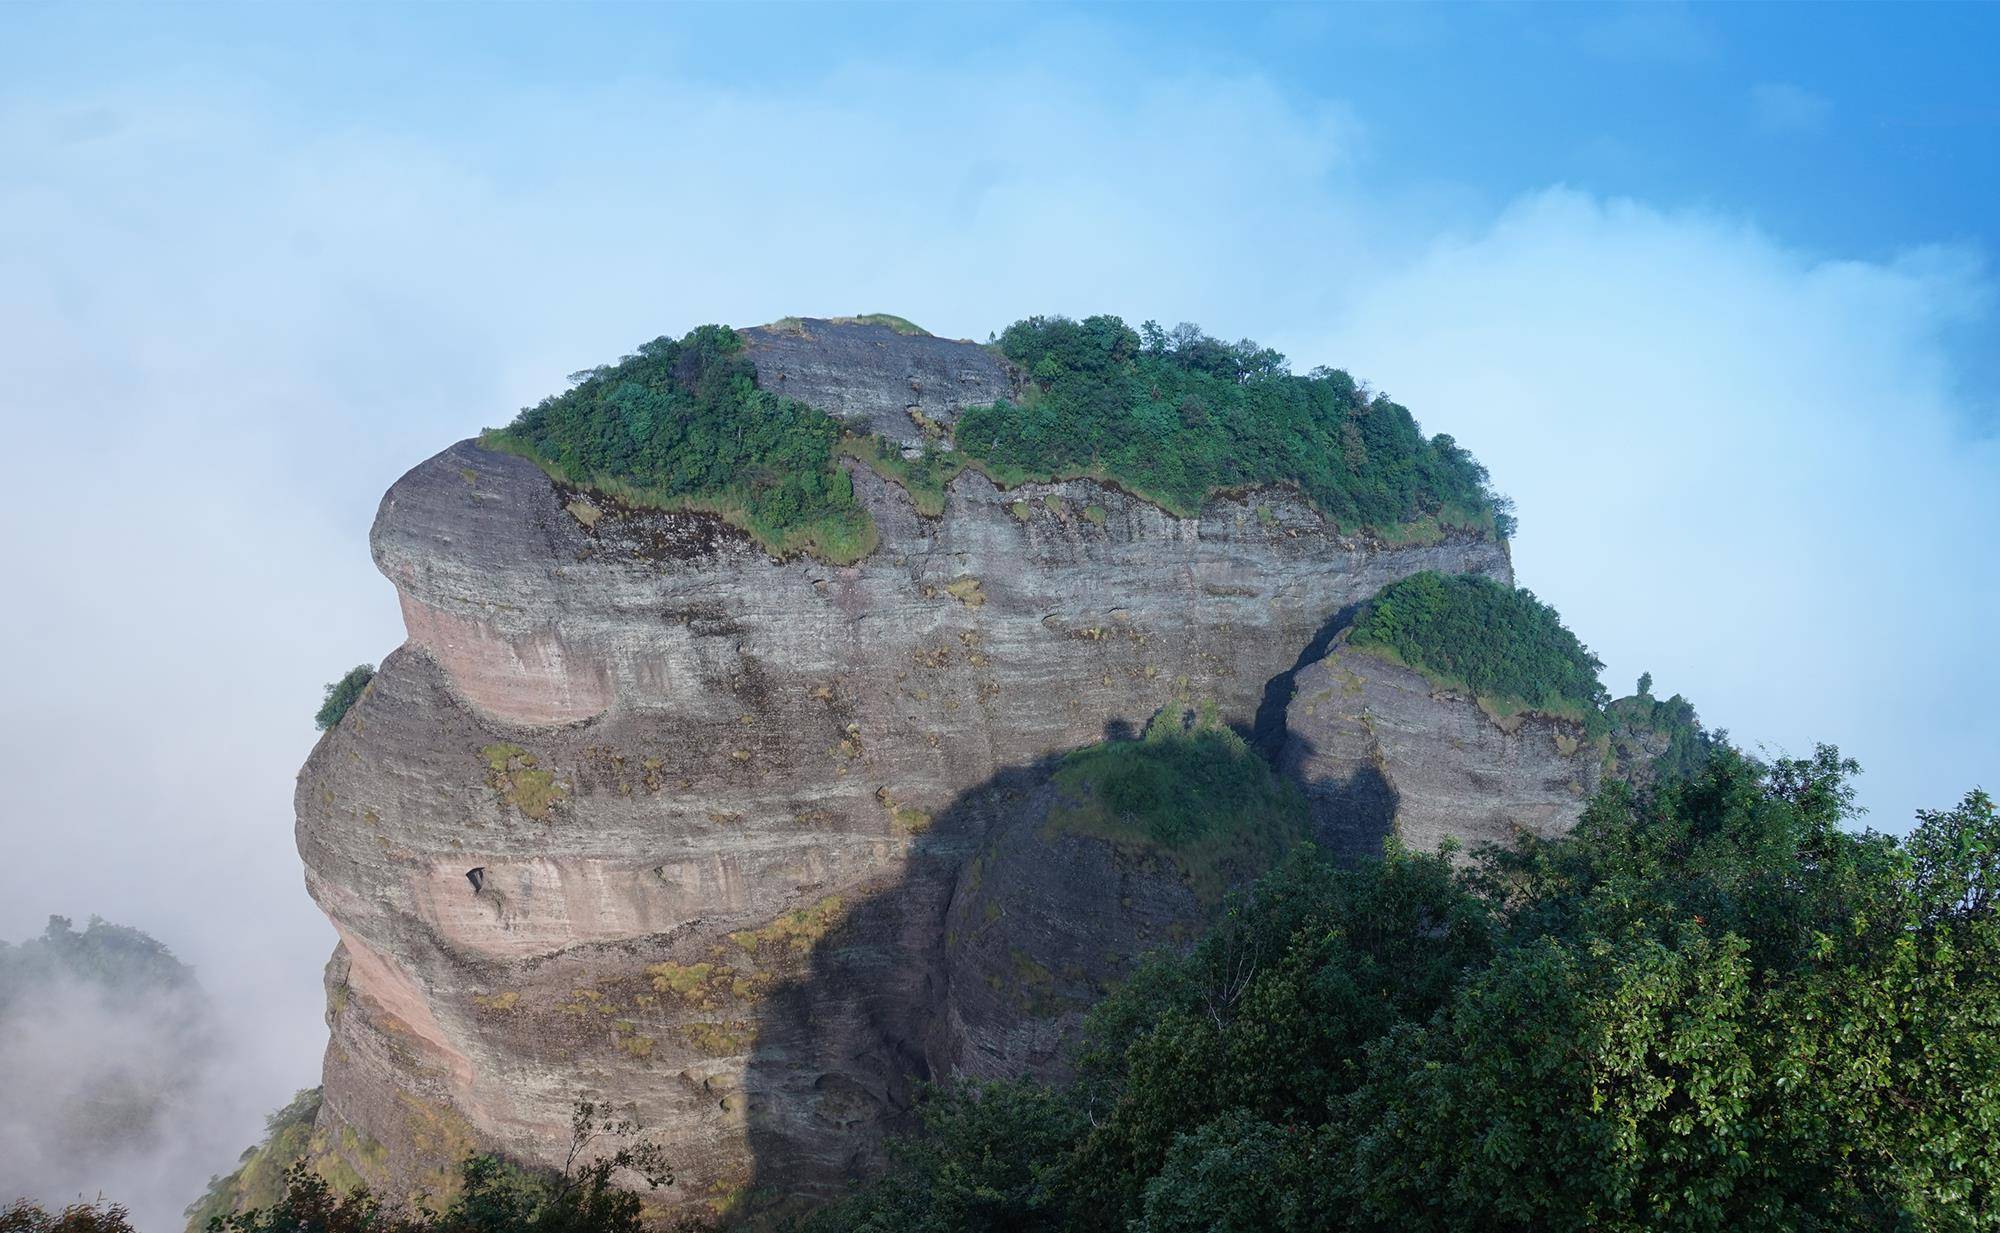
295;322;1514;1217
1282;640;1601;862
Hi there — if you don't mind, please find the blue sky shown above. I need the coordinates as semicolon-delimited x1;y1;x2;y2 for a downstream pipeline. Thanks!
11;3;2000;259
1;4;1996;1220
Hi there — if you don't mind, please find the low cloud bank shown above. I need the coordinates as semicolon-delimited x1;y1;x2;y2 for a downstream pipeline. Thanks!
0;918;273;1230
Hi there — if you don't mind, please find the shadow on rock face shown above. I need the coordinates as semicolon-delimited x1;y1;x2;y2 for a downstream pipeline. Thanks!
1251;599;1400;863
735;755;1063;1217
1249;601;1364;759
1292;762;1398;866
731;599;1405;1221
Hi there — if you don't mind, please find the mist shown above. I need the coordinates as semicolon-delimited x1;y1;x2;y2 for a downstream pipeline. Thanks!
0;8;1993;1226
0;955;259;1229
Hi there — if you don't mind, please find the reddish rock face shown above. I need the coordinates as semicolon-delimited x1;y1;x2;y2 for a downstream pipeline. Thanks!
296;323;1515;1219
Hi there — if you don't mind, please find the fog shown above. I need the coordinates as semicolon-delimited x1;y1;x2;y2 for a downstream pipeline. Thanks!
0;966;250;1228
0;18;1992;1229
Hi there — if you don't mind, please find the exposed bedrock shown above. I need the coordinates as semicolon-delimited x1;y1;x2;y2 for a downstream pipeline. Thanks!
739;318;1022;448
302;328;1517;1218
1282;639;1602;862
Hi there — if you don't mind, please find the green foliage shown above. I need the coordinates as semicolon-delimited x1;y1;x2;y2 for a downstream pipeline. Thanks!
1605;687;1718;784
838;435;968;517
2;1199;136;1233
810;749;2000;1232
955;316;1511;537
796;1081;1085;1233
316;666;375;732
200;1103;673;1233
1049;708;1307;903
185;1090;326;1233
1349;571;1608;728
838;313;929;336
485;325;873;562
0;915;196;1011
481;315;1510;553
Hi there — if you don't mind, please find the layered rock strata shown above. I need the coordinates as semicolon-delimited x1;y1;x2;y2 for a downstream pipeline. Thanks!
1282;638;1602;862
295;322;1514;1216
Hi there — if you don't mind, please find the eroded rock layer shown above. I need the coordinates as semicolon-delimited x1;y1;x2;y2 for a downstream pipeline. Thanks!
297;324;1514;1217
1282;639;1601;862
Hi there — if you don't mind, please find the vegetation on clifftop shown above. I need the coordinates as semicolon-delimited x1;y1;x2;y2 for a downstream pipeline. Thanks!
1348;571;1608;731
957;316;1513;538
801;750;2000;1233
487;315;1508;561
484;325;875;563
1605;673;1720;784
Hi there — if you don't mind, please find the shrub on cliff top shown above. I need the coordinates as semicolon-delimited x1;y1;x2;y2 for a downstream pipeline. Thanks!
484;325;874;562
488;315;1509;560
314;665;374;731
1348;571;1607;728
1605;676;1720;784
955;315;1513;538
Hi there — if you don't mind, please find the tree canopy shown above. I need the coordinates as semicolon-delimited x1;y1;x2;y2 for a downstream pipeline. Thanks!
1049;708;1308;904
484;326;874;562
484;316;1511;561
956;316;1512;538
1347;571;1608;727
315;665;375;732
801;750;2000;1233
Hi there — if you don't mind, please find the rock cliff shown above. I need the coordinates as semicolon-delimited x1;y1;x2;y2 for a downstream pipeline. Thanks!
1283;638;1602;862
292;320;1517;1219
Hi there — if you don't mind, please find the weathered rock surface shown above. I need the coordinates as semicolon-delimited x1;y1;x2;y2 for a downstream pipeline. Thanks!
1282;639;1602;862
740;319;1020;447
295;322;1516;1218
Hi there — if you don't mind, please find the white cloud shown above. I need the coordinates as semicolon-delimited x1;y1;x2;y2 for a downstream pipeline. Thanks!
1309;191;1997;827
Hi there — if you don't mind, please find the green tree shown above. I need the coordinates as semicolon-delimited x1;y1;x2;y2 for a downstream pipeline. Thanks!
1347;571;1608;726
956;316;1509;538
209;1104;673;1233
484;326;872;562
808;749;2000;1233
315;666;375;731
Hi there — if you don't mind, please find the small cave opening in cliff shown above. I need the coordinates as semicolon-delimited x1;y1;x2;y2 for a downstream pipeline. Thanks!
465;867;485;894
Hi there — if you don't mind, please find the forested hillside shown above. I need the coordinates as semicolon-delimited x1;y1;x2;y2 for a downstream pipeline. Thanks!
801;751;2000;1233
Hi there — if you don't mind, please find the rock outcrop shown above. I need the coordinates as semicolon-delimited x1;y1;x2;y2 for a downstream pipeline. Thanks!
293;321;1516;1219
1282;638;1602;862
740;318;1020;447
